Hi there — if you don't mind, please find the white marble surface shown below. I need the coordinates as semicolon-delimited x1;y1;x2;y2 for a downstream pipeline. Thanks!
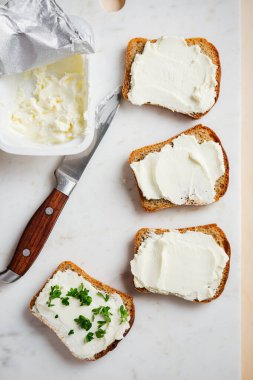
0;0;241;379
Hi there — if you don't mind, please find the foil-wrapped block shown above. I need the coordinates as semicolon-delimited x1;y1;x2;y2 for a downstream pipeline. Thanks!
0;0;95;75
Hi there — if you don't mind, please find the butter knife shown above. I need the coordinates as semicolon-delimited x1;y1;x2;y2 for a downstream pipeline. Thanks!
0;87;121;283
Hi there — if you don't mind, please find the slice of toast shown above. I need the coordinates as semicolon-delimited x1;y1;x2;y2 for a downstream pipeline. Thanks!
133;224;231;303
122;37;221;119
129;124;229;212
30;261;135;360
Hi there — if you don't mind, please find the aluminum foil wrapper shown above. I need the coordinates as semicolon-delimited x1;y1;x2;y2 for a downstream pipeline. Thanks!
0;0;95;76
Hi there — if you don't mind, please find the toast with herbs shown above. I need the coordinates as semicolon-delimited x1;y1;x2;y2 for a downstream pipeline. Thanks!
30;261;135;360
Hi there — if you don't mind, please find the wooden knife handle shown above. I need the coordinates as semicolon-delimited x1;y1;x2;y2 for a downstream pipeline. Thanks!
8;189;68;276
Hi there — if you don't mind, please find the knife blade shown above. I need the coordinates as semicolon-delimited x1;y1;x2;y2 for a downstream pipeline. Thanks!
56;86;122;196
0;86;122;283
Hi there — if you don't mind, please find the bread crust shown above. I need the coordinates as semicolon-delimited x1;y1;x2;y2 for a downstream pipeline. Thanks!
133;224;231;303
122;37;221;119
30;261;135;361
128;124;229;212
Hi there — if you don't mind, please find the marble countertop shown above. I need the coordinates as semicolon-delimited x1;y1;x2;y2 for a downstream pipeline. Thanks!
0;1;241;379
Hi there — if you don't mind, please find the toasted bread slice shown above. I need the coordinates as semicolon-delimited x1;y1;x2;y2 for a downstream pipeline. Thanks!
129;124;229;212
133;224;231;303
122;37;221;119
30;261;135;360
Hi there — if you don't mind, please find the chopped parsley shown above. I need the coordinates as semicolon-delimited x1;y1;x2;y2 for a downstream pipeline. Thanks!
66;287;78;298
97;292;109;302
85;332;94;342
95;329;106;339
61;297;70;306
92;306;102;321
74;315;92;331
119;305;128;324
55;314;59;319
97;320;106;329
46;285;61;307
68;329;74;335
92;306;112;323
92;306;102;315
100;306;112;323
67;283;92;306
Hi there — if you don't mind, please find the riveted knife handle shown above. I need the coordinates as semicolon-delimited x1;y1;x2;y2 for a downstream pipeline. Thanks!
7;189;68;277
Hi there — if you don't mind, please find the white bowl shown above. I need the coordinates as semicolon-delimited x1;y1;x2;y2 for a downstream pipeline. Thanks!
0;55;95;156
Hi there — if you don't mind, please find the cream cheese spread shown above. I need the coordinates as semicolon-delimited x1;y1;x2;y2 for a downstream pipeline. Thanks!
32;270;130;359
130;230;229;301
10;55;87;144
130;134;225;205
128;37;218;114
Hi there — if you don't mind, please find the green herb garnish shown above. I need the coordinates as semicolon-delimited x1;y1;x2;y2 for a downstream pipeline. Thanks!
85;332;94;342
97;320;106;329
47;285;61;307
100;306;112;323
67;283;92;306
55;314;59;319
95;329;106;339
91;306;102;321
119;305;128;324
61;297;70;306
92;306;102;315
97;292;109;302
68;329;74;335
74;315;92;331
92;306;112;323
66;288;78;298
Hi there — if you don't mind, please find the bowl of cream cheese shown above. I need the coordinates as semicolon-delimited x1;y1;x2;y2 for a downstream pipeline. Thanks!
0;54;94;155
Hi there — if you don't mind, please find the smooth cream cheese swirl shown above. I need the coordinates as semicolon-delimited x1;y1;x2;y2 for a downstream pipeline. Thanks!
130;134;225;205
33;270;130;359
130;231;229;301
128;36;218;114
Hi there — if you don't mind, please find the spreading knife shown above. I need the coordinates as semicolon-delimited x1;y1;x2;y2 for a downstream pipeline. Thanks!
0;87;122;283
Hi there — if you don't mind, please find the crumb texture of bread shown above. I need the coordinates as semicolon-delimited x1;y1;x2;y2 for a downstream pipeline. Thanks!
133;224;231;303
122;37;221;119
129;124;229;212
30;261;135;361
